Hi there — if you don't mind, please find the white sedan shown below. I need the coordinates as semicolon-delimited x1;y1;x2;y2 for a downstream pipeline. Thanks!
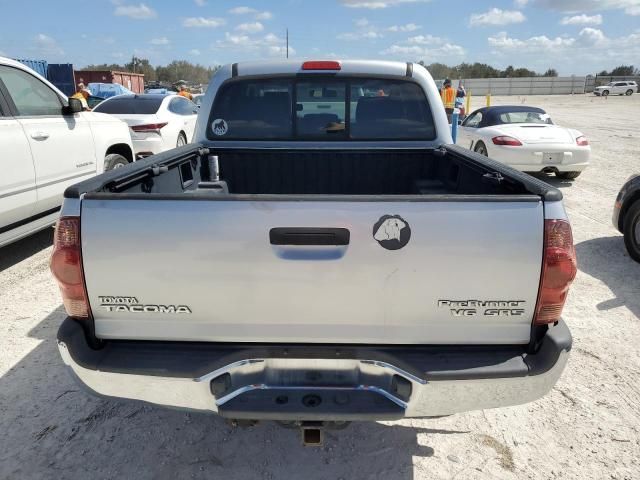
93;94;198;158
456;106;590;180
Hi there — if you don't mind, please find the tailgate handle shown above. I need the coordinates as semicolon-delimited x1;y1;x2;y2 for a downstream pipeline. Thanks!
269;228;350;246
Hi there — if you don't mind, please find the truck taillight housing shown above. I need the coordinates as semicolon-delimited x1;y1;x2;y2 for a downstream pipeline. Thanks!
533;219;577;325
50;217;91;319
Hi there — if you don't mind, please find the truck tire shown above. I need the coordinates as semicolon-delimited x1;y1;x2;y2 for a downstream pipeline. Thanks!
556;171;581;180
104;153;129;171
623;201;640;263
601;90;609;96
626;89;633;96
474;141;488;156
177;132;187;147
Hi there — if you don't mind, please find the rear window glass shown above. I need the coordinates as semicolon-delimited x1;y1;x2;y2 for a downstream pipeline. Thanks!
209;77;435;141
350;80;435;140
94;96;163;114
498;111;552;124
211;80;292;139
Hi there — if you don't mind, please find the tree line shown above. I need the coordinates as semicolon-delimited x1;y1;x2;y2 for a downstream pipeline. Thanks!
81;57;220;85
596;65;638;76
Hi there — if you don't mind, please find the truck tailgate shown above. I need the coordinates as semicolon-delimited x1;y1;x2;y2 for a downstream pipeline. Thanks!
81;198;543;344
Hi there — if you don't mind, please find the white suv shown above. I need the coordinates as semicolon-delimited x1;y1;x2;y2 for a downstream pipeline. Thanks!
0;57;135;247
593;81;638;96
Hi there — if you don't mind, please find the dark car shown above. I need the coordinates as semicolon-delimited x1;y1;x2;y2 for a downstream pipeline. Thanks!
613;174;640;262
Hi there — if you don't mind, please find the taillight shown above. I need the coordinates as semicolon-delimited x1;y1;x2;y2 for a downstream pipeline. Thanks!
301;61;341;71
50;217;91;319
576;135;589;146
131;122;168;133
533;219;577;325
492;136;522;146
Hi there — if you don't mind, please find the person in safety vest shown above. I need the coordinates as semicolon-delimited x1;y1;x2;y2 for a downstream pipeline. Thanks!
177;84;193;101
441;78;455;123
70;83;91;111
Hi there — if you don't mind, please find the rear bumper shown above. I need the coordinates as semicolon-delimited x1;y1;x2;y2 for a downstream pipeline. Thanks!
489;145;590;173
58;318;571;420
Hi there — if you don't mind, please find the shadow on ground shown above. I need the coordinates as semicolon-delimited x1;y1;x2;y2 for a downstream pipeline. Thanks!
529;172;576;189
0;228;53;272
576;236;640;318
0;308;464;480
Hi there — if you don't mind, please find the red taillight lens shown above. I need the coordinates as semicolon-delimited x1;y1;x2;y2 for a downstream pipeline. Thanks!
301;61;341;71
50;217;91;319
131;122;168;133
576;135;589;146
492;136;522;146
533;219;577;325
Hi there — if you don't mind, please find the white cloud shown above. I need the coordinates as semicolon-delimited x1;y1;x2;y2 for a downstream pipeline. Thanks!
380;34;465;60
469;8;526;26
560;13;603;24
488;31;575;50
183;17;226;28
229;6;256;14
235;22;264;33
337;30;383;40
150;37;170;45
339;0;429;9
387;23;421;32
190;49;201;56
531;0;640;15
355;18;370;27
33;33;64;56
214;31;293;56
114;3;157;20
514;0;530;6
229;6;272;19
487;28;640;73
194;0;206;5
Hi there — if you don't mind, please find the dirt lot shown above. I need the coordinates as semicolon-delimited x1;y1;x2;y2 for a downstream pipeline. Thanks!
1;94;639;480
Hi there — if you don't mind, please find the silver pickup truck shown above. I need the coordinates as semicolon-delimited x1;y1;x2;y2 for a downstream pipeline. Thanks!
52;60;576;441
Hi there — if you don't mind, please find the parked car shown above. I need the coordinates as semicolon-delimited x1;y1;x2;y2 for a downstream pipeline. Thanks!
53;61;575;442
192;93;204;107
93;94;198;158
613;174;640;262
0;56;134;248
593;81;638;96
456;105;590;180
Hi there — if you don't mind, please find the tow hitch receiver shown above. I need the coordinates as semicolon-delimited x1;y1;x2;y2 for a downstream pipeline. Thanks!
301;421;324;447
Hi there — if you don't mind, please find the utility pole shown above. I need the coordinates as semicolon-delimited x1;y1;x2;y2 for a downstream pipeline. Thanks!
286;28;289;59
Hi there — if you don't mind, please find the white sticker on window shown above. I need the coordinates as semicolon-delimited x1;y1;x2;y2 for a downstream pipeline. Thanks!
212;119;228;136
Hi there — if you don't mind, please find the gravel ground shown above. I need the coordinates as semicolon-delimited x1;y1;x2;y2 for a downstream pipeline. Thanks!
1;94;639;480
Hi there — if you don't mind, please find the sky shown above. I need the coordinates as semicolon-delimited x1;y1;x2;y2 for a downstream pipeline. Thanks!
0;0;639;75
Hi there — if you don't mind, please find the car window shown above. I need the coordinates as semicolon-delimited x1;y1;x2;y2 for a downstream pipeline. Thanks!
209;77;435;140
169;97;197;116
349;80;435;140
211;80;293;139
93;96;163;114
0;65;62;116
498;111;552;124
463;112;482;128
296;81;346;138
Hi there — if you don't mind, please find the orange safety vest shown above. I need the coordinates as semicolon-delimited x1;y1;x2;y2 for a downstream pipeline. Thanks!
178;90;193;100
441;86;456;109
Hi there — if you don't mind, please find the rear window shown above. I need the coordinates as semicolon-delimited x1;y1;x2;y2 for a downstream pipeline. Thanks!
209;77;435;140
94;96;164;114
498;111;552;125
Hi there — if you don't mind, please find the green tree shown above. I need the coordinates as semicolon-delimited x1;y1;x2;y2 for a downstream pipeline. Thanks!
125;57;156;81
609;65;635;76
543;68;558;77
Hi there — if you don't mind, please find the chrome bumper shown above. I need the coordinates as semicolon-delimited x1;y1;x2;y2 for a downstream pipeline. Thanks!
58;320;571;420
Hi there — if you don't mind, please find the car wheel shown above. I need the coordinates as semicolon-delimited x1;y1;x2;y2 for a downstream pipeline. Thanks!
556;171;581;180
623;201;640;263
602;90;609;96
474;142;488;156
625;89;633;96
177;132;187;147
104;153;129;171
